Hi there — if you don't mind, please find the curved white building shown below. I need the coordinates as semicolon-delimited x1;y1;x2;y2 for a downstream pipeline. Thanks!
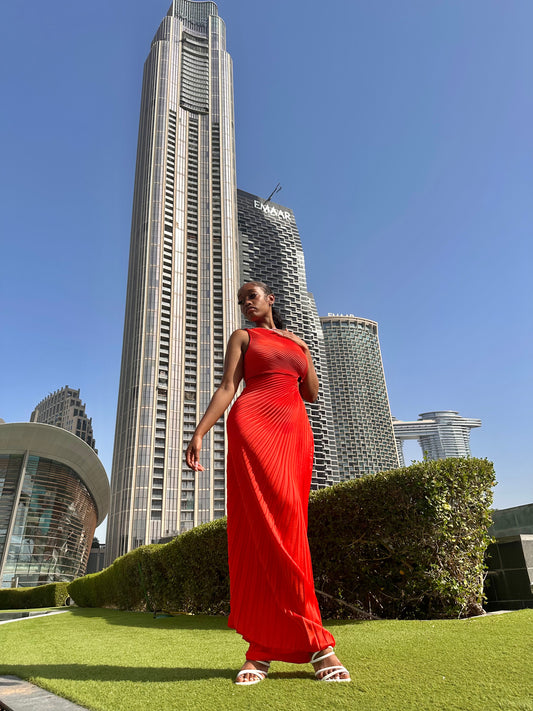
0;422;109;588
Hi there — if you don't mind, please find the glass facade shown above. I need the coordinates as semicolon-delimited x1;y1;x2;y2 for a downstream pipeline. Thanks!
0;453;98;588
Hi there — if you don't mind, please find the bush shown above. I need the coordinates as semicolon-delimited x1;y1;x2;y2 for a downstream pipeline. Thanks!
68;458;495;619
0;582;70;610
150;520;229;614
68;547;147;610
308;457;495;619
68;519;229;614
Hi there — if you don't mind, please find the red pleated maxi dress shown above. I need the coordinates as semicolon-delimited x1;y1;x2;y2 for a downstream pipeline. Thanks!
226;327;335;663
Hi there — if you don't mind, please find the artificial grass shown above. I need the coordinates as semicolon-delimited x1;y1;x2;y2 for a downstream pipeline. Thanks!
0;609;532;711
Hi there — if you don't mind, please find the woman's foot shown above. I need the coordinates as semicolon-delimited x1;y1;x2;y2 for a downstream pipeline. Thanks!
234;660;270;685
310;647;351;682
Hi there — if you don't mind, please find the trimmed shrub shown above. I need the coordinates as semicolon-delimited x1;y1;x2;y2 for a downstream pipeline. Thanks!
309;457;495;619
0;582;70;610
68;519;229;614
68;547;148;610
149;520;229;614
68;458;495;619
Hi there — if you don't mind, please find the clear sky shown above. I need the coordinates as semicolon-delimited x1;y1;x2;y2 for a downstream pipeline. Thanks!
1;1;532;542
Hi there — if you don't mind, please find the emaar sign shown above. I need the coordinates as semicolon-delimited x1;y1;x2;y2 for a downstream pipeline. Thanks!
254;200;291;221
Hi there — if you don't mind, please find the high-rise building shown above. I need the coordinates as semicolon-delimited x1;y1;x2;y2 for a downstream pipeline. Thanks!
320;314;399;478
30;386;97;452
238;190;340;487
106;0;240;562
393;411;481;466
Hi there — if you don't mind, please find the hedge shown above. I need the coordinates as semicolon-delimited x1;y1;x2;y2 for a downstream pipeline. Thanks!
0;582;70;610
68;521;228;614
68;457;495;619
308;457;495;619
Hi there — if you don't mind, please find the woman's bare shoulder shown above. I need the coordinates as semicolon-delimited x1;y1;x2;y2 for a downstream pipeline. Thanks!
229;328;249;339
227;329;250;347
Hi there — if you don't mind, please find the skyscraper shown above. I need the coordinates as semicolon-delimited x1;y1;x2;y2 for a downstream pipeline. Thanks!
238;190;340;487
106;0;240;562
320;315;399;478
393;411;482;465
31;386;97;452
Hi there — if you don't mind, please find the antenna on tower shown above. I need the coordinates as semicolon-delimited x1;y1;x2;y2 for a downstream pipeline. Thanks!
265;183;281;203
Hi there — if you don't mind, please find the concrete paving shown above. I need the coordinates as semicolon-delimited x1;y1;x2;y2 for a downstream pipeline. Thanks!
0;610;68;625
0;676;88;711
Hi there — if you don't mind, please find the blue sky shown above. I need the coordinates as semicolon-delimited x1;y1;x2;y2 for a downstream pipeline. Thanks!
1;1;532;541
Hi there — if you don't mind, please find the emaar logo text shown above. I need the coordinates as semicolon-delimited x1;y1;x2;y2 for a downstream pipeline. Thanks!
254;200;291;221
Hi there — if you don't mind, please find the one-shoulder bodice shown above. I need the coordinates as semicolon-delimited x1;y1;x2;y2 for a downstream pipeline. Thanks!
243;327;308;384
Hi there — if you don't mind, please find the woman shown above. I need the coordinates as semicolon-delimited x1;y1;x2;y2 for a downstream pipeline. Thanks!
186;282;350;684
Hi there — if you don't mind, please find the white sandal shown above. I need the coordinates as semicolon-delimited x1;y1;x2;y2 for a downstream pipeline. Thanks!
311;648;351;682
234;660;270;686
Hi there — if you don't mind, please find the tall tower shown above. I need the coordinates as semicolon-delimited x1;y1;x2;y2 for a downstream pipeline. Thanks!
393;411;482;465
106;0;240;563
320;314;399;478
31;386;97;452
238;190;340;487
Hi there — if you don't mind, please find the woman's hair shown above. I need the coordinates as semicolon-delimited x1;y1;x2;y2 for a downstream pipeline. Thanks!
245;281;285;329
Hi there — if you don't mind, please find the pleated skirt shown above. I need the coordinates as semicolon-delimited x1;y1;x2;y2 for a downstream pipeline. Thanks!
226;372;335;663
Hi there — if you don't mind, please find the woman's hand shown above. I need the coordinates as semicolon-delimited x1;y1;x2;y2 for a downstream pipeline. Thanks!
277;330;310;353
186;434;205;471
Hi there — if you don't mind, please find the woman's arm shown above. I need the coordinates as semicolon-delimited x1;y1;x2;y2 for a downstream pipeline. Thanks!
298;348;319;403
299;350;320;403
277;331;319;403
185;329;248;471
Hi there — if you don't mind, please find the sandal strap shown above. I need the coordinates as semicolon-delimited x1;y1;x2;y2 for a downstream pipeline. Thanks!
310;647;335;664
317;665;350;682
235;669;267;681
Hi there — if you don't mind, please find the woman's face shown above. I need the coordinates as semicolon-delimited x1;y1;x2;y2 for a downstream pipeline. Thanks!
237;283;274;322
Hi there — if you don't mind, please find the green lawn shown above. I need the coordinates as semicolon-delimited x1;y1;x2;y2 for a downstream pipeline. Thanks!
1;608;532;711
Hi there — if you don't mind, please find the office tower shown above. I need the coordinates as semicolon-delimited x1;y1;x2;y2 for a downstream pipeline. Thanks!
238;190;340;487
320;314;399;478
0;422;108;588
106;0;240;563
30;386;97;451
393;411;482;466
